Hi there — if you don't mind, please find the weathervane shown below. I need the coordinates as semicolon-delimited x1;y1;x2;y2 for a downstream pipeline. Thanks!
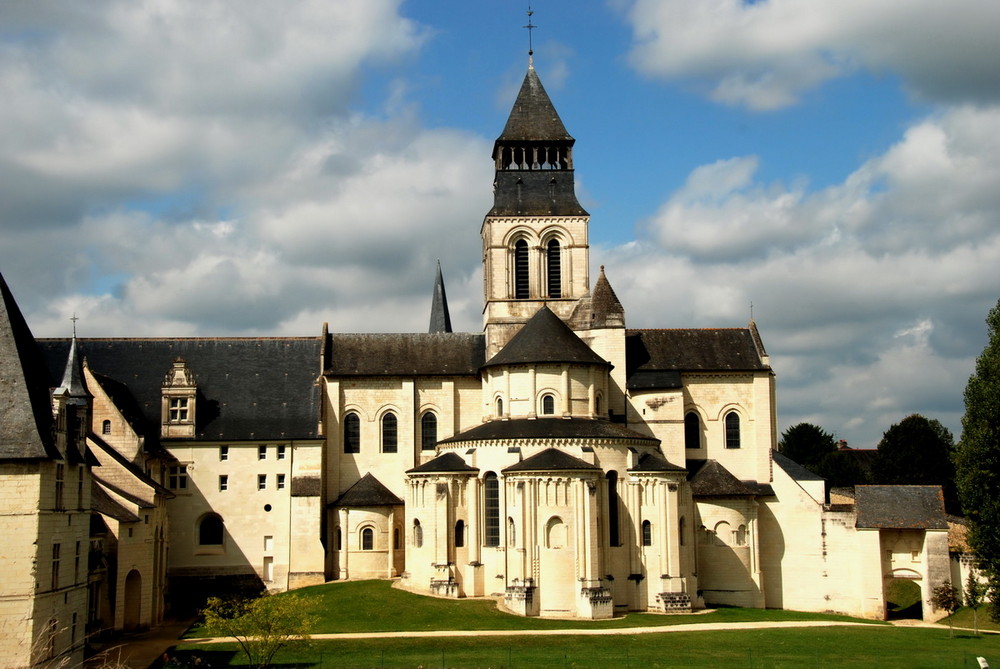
524;4;536;64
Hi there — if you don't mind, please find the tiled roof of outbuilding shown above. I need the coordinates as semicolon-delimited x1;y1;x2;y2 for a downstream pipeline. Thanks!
483;307;610;369
0;272;59;460
330;473;403;508
325;332;484;377
503;448;600;473
38;338;323;444
854;485;948;530
407;452;479;474
439;418;657;445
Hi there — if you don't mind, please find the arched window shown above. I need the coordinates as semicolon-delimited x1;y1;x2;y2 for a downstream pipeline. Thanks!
507;517;516;547
198;514;224;546
541;394;555;415
514;239;529;299
546;239;561;298
393;527;400;549
546;516;566;549
607;471;620;547
484;473;500;547
102;420;112;435
344;413;360;453
421;412;437;451
641;520;652;547
725;411;741;449
455;520;465;548
361;527;374;551
679;516;686;546
685;412;701;449
381;413;397;453
595;394;602;418
496;397;504;418
413;520;423;548
736;524;748;546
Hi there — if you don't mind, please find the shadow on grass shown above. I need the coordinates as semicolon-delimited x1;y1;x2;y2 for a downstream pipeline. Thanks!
152;646;238;669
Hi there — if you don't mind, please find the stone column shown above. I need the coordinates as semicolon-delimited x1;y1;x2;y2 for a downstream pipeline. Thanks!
528;368;537;417
387;507;396;578
561;365;570;416
339;508;350;579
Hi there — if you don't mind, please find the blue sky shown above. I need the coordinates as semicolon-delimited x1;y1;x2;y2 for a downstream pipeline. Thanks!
1;0;999;448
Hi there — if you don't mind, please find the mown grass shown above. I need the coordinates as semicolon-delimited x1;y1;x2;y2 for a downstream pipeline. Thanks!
949;606;1000;633
177;625;1000;668
184;580;877;637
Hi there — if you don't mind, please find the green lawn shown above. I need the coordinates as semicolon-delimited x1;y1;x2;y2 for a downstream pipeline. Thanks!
185;580;878;637
176;626;1000;668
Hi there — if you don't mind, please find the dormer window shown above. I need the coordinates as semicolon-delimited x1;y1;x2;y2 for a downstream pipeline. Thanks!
161;358;197;438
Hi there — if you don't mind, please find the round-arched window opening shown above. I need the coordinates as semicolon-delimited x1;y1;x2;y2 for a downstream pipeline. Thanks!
541;394;555;415
198;514;224;546
264;504;272;512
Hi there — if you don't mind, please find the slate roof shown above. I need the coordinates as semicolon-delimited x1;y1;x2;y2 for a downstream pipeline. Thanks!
503;448;600;473
625;328;769;391
89;434;172;497
330;473;404;508
483;307;610;369
629;451;686;473
407;451;479;474
496;67;573;144
773;451;824;482
854;485;948;530
0;272;59;460
91;483;141;523
688;460;772;497
93;474;154;510
439;418;658;445
38;338;323;444
324;333;484;377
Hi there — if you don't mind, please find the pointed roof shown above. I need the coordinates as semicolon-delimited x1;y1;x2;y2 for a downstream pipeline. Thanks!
483;306;610;369
428;261;453;334
54;337;90;404
629;451;686;473
495;67;574;145
330;473;403;508
688;460;761;497
407;451;479;474
0;272;58;460
571;266;625;330
503;447;600;473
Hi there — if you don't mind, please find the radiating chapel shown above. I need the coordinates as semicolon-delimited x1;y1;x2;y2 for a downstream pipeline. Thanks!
0;57;959;666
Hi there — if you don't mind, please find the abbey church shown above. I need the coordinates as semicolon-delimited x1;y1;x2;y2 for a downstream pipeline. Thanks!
0;61;957;666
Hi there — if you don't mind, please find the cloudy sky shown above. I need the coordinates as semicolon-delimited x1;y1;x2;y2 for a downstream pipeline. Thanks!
2;0;998;448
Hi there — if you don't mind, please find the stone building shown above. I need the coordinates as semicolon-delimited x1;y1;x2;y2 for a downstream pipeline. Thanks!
0;57;958;665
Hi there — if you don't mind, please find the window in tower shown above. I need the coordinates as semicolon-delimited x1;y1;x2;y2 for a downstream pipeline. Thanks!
546;239;561;298
381;412;397;453
685;412;702;449
725;411;741;449
514;239;529;299
421;412;437;451
344;413;360;453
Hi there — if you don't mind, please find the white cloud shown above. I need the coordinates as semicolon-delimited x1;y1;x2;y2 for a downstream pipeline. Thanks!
603;104;1000;445
622;0;1000;109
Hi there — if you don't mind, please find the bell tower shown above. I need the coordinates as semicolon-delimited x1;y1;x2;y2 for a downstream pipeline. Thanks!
482;61;590;357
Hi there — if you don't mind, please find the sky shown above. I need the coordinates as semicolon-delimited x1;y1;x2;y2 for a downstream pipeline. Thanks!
2;0;999;449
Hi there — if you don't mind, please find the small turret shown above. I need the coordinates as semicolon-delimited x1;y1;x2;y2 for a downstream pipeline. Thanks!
429;261;453;334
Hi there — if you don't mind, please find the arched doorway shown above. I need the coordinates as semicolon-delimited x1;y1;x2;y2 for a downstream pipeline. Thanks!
123;569;142;631
885;570;922;620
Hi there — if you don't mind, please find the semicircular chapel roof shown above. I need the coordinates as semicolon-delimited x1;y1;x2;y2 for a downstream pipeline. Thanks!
483;306;610;369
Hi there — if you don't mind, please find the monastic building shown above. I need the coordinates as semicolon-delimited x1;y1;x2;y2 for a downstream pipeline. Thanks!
0;59;959;665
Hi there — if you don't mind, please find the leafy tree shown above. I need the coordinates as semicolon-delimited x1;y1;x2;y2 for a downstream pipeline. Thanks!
965;568;985;636
202;593;314;668
779;423;837;469
815;450;870;488
956;298;1000;622
929;581;960;637
872;414;959;513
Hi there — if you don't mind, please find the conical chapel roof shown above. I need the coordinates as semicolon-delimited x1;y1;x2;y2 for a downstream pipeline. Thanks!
482;306;610;369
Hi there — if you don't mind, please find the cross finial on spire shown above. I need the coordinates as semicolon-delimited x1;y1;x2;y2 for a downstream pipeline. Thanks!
524;4;536;67
70;312;79;338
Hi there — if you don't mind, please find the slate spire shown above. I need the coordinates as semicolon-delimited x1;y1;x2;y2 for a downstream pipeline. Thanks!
54;335;89;406
428;260;452;334
0;272;58;460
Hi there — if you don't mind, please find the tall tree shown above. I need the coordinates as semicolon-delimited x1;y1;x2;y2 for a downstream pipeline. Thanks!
779;423;837;469
955;298;1000;621
202;593;314;668
872;414;959;512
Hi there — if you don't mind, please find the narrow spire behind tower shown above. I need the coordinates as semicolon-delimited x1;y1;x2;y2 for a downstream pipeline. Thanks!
429;260;453;334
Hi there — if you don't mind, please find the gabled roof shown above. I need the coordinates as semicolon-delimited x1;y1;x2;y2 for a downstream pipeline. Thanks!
688;460;769;497
330;473;403;508
39;338;323;443
629;451;686;473
483;306;610;369
325;332;484;377
503;448;600;473
89;434;172;497
93;473;156;509
407;451;479;474
626;328;770;390
429;261;452;334
91;482;141;524
495;67;573;145
439;418;657;445
855;485;948;530
773;451;824;482
0;272;59;460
